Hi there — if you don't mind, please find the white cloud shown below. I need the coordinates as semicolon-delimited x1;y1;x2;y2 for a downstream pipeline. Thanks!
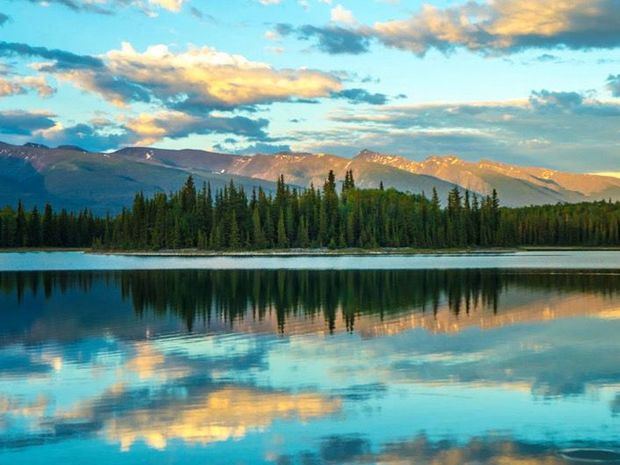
146;0;184;12
330;4;356;25
264;30;281;41
40;42;342;109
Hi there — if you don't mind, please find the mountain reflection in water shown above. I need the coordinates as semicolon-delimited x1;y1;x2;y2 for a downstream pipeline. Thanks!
0;269;618;465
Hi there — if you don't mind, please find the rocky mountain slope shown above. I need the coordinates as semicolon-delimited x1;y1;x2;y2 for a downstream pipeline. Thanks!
355;150;620;206
1;141;618;212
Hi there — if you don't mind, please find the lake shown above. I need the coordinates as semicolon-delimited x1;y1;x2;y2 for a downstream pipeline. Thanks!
0;253;619;464
1;250;620;271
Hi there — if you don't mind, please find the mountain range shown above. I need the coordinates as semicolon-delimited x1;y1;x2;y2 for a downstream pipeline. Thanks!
1;141;619;213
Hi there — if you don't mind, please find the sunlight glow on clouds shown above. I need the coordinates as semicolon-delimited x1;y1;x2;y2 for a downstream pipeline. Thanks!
373;0;620;55
19;0;187;14
124;110;269;145
40;42;342;110
0;76;54;97
282;0;620;56
1;0;619;170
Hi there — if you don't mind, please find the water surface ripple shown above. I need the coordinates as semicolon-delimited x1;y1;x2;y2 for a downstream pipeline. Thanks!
0;266;618;464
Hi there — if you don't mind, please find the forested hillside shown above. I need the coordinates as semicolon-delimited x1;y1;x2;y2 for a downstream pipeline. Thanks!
1;172;619;250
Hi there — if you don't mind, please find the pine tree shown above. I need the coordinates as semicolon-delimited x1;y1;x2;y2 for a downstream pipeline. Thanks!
15;201;26;247
252;206;266;249
229;211;241;249
2;171;618;252
277;209;288;248
298;215;309;248
27;206;41;247
42;204;55;246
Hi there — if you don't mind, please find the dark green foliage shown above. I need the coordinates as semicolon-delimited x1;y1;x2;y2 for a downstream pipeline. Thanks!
0;171;619;250
0;202;101;248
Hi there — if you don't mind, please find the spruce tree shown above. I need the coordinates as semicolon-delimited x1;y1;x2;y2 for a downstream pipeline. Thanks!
277;210;288;248
27;206;41;247
15;201;26;247
42;204;55;246
252;207;266;249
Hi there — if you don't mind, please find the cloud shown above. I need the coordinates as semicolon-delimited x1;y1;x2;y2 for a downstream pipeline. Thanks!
1;40;394;149
276;23;370;54
331;88;388;105
37;42;342;111
0;105;272;151
264;30;281;41
373;0;620;56
217;141;293;155
0;76;55;98
0;40;344;149
282;0;620;56
124;110;269;145
294;90;620;171
147;0;184;12
530;89;620;116
18;0;187;15
607;74;620;97
35;121;135;152
0;110;56;135
330;5;356;26
0;41;104;70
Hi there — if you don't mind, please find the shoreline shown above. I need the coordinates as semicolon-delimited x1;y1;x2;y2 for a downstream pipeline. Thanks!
2;246;620;257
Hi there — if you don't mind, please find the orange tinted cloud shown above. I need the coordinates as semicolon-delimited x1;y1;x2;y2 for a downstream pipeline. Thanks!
373;0;620;55
46;42;342;109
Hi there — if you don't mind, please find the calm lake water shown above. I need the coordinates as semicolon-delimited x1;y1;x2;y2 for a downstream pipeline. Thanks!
0;255;619;464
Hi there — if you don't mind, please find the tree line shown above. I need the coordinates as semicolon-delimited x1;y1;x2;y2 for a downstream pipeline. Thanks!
0;171;619;250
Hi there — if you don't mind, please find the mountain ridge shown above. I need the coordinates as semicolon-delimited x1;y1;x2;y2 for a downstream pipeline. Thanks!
1;141;618;212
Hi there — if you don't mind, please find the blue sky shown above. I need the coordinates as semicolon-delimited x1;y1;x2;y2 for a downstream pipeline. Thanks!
1;0;620;172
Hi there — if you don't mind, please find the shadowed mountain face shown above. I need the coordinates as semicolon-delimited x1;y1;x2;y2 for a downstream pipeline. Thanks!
0;143;280;213
1;141;619;211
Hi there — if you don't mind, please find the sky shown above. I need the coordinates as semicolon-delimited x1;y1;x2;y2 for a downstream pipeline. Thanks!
0;0;619;172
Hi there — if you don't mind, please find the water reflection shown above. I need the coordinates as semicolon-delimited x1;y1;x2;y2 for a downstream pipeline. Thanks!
0;269;618;464
1;269;619;336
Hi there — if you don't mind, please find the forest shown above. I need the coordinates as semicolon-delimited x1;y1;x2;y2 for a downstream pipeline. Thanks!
0;171;619;250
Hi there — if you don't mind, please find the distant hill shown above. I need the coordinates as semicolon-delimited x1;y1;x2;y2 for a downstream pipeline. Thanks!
0;141;619;212
0;143;280;213
353;150;620;207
